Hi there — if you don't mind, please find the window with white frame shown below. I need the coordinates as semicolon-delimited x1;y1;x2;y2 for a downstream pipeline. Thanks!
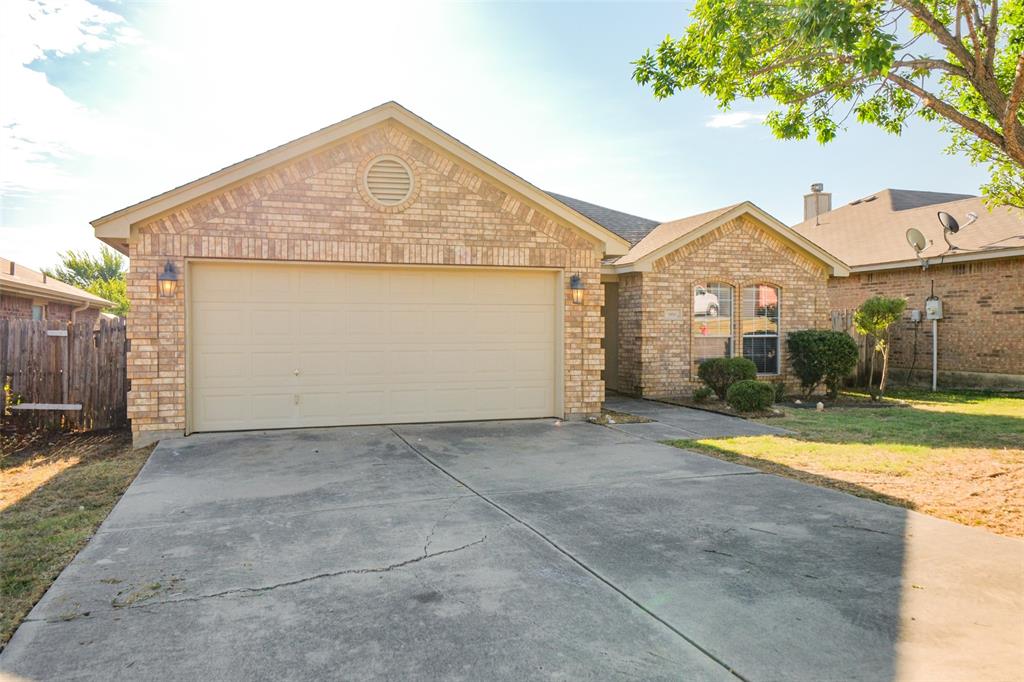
741;284;780;374
693;282;733;362
31;304;45;321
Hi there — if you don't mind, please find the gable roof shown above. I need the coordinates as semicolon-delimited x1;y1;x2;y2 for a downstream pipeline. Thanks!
91;102;630;257
792;189;1024;270
546;193;662;245
601;202;849;275
0;257;112;308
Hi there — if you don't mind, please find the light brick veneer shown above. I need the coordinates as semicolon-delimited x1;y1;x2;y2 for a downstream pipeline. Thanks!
128;121;605;444
614;216;831;397
827;256;1023;384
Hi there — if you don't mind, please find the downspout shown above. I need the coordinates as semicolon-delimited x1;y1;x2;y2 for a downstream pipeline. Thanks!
71;302;90;323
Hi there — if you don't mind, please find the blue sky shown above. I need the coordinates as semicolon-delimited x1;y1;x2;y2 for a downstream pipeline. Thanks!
1;0;987;269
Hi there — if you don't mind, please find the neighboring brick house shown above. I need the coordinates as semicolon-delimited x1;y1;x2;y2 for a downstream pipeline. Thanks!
0;257;111;326
554;197;849;397
793;187;1024;389
90;102;847;445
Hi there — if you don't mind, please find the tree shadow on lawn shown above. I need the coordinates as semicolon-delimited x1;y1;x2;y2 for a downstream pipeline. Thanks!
763;403;1023;451
669;438;920;510
0;430;152;648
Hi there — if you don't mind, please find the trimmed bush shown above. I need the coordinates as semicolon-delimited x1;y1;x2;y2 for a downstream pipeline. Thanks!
726;380;775;412
770;379;787;402
698;357;758;400
786;330;859;399
692;386;713;403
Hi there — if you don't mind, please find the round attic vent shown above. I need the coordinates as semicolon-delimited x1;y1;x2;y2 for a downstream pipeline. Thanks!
364;156;413;206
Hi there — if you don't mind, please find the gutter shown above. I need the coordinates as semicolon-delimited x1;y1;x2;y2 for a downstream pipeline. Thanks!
849;246;1024;272
0;279;112;308
71;302;91;323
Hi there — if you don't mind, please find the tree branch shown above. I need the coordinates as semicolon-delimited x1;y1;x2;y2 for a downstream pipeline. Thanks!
984;0;999;73
886;72;1009;153
958;0;983;68
1004;53;1024;160
892;58;969;79
893;0;975;73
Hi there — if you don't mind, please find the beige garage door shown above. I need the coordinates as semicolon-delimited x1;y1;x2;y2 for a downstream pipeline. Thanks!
189;262;559;432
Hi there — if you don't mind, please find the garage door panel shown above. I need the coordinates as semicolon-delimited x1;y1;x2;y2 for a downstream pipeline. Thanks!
298;309;342;336
250;309;292;333
251;393;296;422
345;310;388;336
389;310;429;336
190;263;557;432
251;268;296;301
344;270;390;303
197;392;250;427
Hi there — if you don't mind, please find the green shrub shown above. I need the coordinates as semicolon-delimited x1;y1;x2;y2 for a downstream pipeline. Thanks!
786;330;859;399
770;379;787;402
698;357;757;399
726;380;776;412
692;386;714;403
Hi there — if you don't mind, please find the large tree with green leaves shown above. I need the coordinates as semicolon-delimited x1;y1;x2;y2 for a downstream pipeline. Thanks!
633;0;1024;208
43;247;129;316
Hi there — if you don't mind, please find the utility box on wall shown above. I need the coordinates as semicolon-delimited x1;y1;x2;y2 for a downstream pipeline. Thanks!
925;297;943;320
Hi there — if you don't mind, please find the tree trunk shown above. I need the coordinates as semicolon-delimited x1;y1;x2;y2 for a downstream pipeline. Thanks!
879;339;891;397
867;342;876;390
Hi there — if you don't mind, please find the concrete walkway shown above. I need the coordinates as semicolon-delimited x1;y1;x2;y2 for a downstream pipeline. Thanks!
603;394;792;440
2;421;1021;681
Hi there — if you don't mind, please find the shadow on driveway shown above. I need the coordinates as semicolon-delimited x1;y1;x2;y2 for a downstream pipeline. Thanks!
2;420;1021;681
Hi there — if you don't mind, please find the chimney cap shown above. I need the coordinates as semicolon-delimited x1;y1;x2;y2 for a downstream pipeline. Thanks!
810;182;824;193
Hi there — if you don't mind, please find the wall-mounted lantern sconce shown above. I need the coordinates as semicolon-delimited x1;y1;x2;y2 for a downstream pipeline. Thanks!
569;273;585;305
157;260;179;298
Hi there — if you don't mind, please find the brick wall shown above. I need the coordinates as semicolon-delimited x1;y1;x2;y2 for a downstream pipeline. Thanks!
827;256;1024;378
614;216;832;396
0;294;32;320
0;296;99;325
46;302;72;321
127;120;605;443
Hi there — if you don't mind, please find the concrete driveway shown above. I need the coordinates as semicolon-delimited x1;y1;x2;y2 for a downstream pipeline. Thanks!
3;420;1021;681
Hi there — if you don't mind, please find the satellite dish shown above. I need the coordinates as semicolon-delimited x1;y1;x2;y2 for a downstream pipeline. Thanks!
906;228;927;253
938;211;960;233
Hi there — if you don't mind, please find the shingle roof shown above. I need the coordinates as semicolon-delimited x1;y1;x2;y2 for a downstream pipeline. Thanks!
886;189;975;211
613;204;740;265
547;192;661;245
0;257;112;308
792;189;1024;269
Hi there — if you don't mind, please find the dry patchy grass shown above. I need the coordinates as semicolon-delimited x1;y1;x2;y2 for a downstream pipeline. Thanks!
0;430;153;647
667;390;1024;537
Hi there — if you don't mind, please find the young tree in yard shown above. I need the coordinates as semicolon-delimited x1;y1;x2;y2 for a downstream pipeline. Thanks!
43;247;129;316
853;296;907;397
633;0;1024;208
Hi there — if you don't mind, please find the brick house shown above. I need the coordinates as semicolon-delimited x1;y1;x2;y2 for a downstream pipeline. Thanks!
555;197;849;397
90;102;848;445
0;257;111;326
793;187;1024;389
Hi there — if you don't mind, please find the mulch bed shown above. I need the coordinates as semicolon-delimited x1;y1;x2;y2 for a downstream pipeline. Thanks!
654;397;783;420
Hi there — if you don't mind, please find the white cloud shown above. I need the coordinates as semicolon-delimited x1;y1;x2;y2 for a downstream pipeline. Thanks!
706;111;767;129
0;0;139;194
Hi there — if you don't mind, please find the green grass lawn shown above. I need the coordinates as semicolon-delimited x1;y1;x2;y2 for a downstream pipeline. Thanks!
666;389;1024;536
0;431;152;647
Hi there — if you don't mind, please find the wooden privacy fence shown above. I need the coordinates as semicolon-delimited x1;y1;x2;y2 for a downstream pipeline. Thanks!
0;318;127;431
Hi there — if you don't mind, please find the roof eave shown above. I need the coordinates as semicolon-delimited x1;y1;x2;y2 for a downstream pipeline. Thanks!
850;246;1024;272
1;280;112;308
607;202;850;276
92;102;632;257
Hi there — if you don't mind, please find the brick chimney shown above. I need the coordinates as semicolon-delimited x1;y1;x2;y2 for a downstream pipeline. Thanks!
803;183;832;224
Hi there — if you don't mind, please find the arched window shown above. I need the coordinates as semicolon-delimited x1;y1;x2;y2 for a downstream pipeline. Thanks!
693;282;734;362
742;284;780;374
